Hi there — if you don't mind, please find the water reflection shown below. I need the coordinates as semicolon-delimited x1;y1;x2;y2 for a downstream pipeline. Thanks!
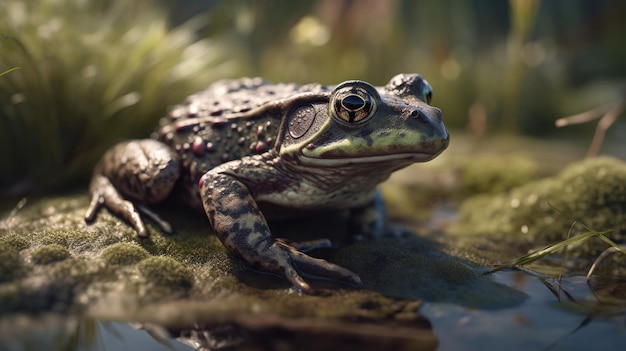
0;318;192;351
421;271;626;351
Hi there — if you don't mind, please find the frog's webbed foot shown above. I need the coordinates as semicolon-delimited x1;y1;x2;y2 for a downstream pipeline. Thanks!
265;240;362;294
85;175;173;237
85;140;180;237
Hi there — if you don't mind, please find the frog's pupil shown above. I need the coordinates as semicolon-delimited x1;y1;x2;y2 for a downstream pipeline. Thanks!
342;95;365;111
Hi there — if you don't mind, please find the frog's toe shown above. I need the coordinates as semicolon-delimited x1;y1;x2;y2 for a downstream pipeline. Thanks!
265;242;361;293
86;175;150;237
291;250;363;288
136;204;173;235
277;238;332;253
284;265;315;294
85;191;104;223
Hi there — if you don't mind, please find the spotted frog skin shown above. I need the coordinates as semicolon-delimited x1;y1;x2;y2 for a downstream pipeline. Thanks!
85;74;449;293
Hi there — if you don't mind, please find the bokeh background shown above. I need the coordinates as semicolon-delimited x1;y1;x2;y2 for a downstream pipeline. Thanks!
1;0;625;198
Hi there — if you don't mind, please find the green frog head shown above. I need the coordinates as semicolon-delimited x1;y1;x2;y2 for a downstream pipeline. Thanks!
278;73;449;170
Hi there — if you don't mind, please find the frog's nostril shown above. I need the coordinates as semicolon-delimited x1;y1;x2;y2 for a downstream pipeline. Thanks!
410;110;420;118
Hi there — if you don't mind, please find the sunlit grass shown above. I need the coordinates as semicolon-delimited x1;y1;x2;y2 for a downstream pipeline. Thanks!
0;0;233;196
487;219;626;350
486;221;626;278
0;67;20;77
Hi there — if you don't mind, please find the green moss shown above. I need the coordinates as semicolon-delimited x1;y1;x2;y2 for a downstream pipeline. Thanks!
460;155;539;196
7;256;107;313
137;256;193;290
160;233;216;264
31;244;71;265
101;242;149;267
0;233;30;251
0;193;474;334
451;157;626;255
0;243;24;282
36;229;94;250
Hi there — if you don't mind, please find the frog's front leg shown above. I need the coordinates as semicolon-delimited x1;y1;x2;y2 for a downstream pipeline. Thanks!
349;190;414;240
85;139;181;237
199;169;362;294
348;190;387;240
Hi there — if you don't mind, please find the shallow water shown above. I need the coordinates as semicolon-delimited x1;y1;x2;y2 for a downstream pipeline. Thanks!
3;269;624;351
422;271;626;351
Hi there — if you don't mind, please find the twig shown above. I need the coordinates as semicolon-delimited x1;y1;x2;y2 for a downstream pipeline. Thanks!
555;97;625;157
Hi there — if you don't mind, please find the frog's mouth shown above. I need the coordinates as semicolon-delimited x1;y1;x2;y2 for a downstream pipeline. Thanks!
297;134;449;166
298;151;441;166
294;123;450;166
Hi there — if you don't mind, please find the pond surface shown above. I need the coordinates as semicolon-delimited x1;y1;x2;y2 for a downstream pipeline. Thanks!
422;271;626;351
2;269;624;351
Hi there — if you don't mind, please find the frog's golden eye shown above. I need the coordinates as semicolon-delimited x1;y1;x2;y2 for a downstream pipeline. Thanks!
330;82;379;124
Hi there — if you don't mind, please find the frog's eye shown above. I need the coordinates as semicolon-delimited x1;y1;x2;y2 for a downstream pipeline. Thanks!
422;80;433;104
330;82;379;124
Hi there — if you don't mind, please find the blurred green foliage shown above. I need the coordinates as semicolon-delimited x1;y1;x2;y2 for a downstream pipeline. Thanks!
0;0;231;196
195;0;624;134
1;0;624;197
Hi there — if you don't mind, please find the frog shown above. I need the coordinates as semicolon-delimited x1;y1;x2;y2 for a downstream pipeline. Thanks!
84;73;449;294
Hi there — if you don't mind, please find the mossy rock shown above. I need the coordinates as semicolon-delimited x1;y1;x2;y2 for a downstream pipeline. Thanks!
451;156;626;256
459;154;539;196
31;244;71;265
101;242;149;267
0;192;526;348
137;256;194;292
0;233;30;251
0;243;24;282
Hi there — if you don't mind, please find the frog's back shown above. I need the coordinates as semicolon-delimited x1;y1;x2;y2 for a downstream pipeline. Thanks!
153;77;330;183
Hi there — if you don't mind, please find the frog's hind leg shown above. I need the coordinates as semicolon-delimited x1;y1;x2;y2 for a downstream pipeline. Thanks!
85;139;181;237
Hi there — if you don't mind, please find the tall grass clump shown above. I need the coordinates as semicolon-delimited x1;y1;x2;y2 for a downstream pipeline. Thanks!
0;0;231;197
